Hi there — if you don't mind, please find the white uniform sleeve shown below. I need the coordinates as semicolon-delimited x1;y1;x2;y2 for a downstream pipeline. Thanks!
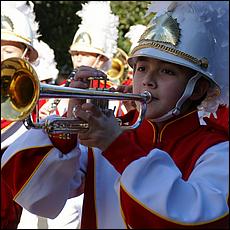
120;141;229;223
1;127;86;219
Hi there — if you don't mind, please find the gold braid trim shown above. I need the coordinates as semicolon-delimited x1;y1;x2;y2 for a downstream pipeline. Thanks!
2;30;31;43
131;40;208;68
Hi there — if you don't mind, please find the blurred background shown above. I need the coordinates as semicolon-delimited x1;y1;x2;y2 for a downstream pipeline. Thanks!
32;1;152;82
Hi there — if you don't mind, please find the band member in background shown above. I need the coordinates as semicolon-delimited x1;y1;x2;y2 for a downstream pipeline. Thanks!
1;1;39;228
2;1;228;229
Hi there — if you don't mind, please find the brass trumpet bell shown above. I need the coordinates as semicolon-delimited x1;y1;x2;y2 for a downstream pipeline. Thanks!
1;57;40;120
107;48;129;84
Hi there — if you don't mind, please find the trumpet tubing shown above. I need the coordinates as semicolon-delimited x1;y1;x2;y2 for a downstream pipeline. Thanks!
1;57;152;134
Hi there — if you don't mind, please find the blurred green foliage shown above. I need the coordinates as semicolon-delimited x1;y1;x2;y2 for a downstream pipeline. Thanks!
32;1;152;76
110;1;152;54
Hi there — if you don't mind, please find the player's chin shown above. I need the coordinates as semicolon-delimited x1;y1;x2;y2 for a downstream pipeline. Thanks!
144;110;160;120
146;103;167;117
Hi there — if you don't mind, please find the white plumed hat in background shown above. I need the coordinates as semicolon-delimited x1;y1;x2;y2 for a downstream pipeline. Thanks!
128;1;229;114
69;1;119;62
32;39;59;82
1;1;40;62
125;24;147;54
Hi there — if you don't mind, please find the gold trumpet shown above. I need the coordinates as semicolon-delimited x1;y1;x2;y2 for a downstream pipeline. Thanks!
107;48;129;84
1;57;152;135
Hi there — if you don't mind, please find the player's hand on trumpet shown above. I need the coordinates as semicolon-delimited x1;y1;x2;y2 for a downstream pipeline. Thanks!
74;101;123;151
67;66;107;118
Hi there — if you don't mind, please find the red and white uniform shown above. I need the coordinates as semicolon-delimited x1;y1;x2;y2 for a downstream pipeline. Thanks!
1;120;28;152
1;82;69;229
1;110;229;228
1;119;30;229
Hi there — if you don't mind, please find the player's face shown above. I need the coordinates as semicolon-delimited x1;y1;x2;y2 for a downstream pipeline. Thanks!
133;57;195;120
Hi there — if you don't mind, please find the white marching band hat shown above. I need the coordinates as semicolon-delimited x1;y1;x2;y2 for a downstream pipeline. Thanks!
128;1;229;115
69;1;119;62
1;1;40;63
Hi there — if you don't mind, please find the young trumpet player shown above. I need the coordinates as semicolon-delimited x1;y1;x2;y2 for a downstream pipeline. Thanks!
1;1;229;229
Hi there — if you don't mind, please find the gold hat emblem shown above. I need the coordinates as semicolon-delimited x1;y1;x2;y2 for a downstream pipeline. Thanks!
74;32;92;46
1;15;14;31
139;13;181;46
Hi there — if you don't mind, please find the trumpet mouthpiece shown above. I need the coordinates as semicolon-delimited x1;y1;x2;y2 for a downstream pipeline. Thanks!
143;91;152;104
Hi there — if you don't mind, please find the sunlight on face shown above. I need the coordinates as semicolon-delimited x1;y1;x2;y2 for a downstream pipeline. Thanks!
71;51;99;68
133;57;195;119
1;40;26;61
